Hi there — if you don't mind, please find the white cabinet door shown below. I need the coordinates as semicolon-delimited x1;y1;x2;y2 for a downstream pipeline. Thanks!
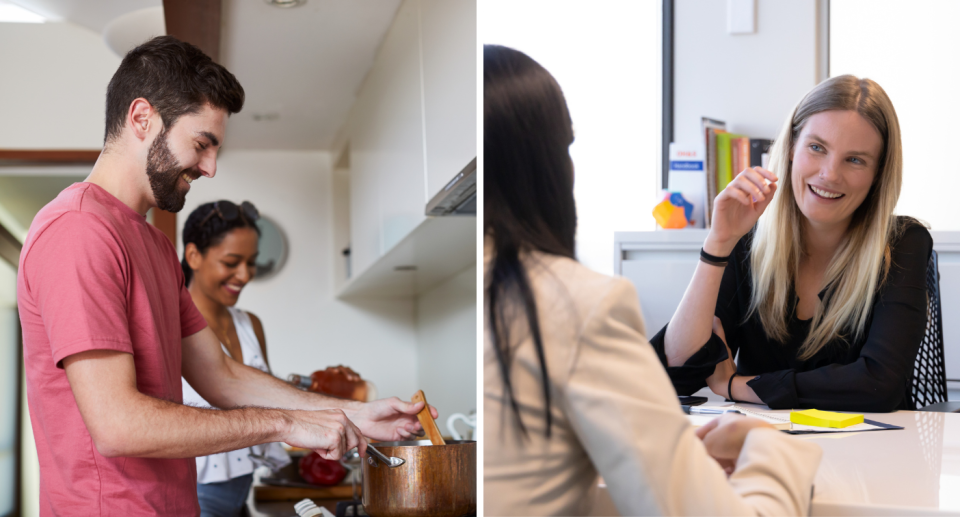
420;0;477;200
349;0;427;275
375;0;427;254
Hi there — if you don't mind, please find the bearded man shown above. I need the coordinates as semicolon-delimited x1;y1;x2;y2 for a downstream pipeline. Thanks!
17;36;432;516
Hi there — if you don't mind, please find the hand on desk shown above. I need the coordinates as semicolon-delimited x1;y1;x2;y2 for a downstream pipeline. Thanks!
696;413;775;475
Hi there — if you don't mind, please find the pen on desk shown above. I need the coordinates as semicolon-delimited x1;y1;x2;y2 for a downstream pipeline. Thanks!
681;405;744;415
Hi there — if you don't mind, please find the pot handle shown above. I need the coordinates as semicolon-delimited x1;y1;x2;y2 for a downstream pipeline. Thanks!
366;444;405;468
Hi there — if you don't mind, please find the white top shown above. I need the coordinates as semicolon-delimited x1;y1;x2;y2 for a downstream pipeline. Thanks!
483;245;823;516
182;306;291;484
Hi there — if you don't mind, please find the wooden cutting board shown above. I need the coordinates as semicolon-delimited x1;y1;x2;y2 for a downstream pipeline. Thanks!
254;483;358;502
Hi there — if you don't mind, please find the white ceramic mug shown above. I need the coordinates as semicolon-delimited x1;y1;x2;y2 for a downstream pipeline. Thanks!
446;412;477;440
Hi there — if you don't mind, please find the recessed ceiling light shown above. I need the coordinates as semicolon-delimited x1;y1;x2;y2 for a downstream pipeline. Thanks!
265;0;306;8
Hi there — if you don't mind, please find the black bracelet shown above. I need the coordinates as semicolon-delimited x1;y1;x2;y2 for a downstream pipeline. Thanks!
700;248;731;267
727;372;738;402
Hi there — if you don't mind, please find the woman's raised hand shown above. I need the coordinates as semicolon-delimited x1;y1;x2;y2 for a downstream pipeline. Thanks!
705;167;778;256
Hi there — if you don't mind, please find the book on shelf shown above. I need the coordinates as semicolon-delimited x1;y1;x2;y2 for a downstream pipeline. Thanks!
699;117;773;228
700;117;726;228
715;132;744;192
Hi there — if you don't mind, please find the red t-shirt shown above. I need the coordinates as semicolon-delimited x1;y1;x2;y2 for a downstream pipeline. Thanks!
18;182;208;516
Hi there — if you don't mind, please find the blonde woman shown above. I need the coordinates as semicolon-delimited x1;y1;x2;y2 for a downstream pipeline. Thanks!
654;75;931;412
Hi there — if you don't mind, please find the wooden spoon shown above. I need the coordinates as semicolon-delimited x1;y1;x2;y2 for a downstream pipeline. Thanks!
411;390;446;445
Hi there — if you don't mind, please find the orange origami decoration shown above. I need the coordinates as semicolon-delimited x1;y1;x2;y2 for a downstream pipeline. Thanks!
653;192;694;229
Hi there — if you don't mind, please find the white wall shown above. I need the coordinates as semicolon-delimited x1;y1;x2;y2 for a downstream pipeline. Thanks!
481;0;662;276
416;264;476;432
178;150;421;400
0;22;119;148
830;0;960;231
674;0;820;145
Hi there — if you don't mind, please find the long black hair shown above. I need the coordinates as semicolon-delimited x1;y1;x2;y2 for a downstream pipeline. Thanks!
181;202;260;286
485;45;577;438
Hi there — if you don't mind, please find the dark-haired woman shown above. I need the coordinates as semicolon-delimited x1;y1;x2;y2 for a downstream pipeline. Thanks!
180;201;290;517
483;44;821;516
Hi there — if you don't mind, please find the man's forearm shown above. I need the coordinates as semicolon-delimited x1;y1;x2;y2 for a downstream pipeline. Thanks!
96;392;288;458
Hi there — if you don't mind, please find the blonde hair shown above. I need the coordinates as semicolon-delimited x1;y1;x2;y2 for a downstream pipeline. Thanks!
749;75;903;360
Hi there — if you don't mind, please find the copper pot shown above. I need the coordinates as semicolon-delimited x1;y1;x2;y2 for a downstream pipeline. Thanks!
362;440;476;517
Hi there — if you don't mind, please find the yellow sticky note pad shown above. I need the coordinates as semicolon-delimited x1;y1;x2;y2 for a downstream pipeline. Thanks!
790;409;864;428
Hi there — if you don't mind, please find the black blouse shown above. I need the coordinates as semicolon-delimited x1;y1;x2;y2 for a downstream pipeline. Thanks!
650;218;932;412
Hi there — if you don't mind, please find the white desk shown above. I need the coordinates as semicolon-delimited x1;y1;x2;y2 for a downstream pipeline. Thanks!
701;390;960;515
590;410;960;516
590;388;960;515
803;409;960;516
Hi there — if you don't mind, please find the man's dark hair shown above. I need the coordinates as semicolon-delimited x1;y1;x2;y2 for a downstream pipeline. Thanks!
104;35;245;144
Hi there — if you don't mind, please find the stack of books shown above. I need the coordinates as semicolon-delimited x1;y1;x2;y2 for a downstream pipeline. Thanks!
701;117;772;227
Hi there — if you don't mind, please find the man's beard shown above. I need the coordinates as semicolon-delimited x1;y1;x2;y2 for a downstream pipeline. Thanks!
146;128;192;213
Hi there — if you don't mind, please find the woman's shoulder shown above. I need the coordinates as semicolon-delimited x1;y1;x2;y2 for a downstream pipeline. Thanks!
894;215;932;238
228;307;265;339
891;216;933;256
525;251;639;315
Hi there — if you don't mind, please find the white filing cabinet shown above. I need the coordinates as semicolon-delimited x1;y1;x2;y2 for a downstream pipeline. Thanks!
614;230;960;385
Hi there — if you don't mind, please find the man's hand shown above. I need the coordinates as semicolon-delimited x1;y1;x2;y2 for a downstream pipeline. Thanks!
347;395;439;442
281;409;367;460
695;413;775;475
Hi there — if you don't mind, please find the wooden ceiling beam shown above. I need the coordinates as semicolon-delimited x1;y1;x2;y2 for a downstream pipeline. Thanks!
162;0;222;62
0;149;101;164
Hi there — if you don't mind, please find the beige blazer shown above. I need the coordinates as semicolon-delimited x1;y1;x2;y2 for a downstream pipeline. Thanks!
484;247;822;516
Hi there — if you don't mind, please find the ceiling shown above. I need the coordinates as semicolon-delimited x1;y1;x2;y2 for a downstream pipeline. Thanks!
7;0;402;150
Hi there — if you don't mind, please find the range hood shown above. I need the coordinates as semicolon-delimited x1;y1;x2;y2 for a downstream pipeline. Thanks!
425;158;476;216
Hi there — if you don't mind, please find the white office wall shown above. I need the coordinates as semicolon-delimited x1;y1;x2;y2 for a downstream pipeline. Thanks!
178;150;420;400
674;0;819;146
831;0;960;231
416;264;476;432
674;0;814;233
0;22;119;148
481;0;662;276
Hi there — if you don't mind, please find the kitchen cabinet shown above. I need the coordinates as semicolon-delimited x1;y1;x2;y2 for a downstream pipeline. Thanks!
421;0;477;201
347;0;426;276
337;0;476;294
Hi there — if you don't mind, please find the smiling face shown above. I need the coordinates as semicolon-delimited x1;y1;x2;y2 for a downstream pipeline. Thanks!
188;227;259;307
146;104;227;212
790;109;884;232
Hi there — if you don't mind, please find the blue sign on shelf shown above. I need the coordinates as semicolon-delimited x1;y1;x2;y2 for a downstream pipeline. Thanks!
670;161;704;171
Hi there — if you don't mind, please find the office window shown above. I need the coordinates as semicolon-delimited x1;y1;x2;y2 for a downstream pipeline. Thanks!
481;0;662;275
831;0;960;230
